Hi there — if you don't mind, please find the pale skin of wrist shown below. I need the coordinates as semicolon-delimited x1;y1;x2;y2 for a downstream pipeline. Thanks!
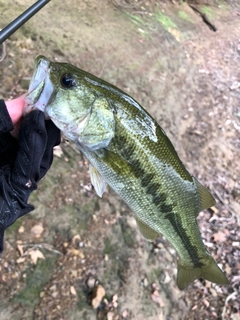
5;95;26;138
5;95;25;125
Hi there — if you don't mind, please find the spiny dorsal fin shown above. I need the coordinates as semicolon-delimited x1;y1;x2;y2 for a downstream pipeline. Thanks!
135;216;158;241
89;164;107;197
194;177;216;213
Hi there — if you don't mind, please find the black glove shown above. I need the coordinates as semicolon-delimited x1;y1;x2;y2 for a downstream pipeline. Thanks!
0;109;61;253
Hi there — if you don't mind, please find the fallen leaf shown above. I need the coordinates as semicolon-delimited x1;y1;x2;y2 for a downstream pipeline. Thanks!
112;294;118;302
151;290;164;307
51;291;58;298
50;285;57;291
163;272;171;284
70;270;78;278
18;226;25;233
53;145;63;157
70;286;77;296
17;244;24;256
122;310;128;318
212;231;227;243
69;248;85;259
158;310;165;320
87;276;96;289
16;257;26;264
225;263;232;275
107;311;114;320
112;293;118;307
210;206;219;214
92;284;106;309
230;201;240;218
209;287;218;297
31;224;44;238
28;249;45;264
203;299;210;308
71;234;81;244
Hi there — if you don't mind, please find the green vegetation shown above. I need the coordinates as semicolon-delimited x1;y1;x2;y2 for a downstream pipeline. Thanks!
120;220;135;247
104;237;115;257
128;13;145;26
77;290;91;311
74;201;98;230
126;12;150;36
178;11;193;23
201;6;215;17
155;12;177;30
12;253;57;308
147;267;162;284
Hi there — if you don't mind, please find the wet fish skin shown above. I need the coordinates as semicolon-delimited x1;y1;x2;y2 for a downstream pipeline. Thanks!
25;56;229;289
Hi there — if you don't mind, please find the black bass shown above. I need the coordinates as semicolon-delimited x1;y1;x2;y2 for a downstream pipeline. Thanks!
24;56;229;289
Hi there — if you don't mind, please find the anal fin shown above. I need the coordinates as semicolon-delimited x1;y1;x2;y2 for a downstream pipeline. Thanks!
194;177;216;213
135;216;158;241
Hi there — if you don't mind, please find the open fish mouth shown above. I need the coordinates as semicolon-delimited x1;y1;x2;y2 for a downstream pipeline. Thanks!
24;57;54;116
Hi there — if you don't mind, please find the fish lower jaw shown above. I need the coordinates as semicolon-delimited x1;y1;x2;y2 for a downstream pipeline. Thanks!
49;118;78;141
51;118;69;131
72;113;90;134
58;113;91;138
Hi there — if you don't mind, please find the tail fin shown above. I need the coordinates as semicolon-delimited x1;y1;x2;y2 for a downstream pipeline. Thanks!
177;254;229;290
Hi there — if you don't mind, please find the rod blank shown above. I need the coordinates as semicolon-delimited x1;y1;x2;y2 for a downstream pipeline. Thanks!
0;0;51;44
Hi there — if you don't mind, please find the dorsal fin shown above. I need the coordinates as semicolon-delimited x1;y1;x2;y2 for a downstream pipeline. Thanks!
135;216;158;241
194;178;216;213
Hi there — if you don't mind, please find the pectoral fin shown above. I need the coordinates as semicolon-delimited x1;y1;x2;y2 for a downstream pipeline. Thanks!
89;164;107;197
135;216;158;241
194;178;216;213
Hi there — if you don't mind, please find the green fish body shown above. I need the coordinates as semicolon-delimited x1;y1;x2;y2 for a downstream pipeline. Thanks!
24;56;229;289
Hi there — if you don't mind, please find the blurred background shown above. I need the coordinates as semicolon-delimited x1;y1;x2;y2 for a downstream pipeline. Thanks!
0;0;240;319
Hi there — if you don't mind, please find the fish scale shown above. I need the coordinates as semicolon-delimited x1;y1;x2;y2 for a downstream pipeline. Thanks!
24;55;229;290
77;117;223;286
80;140;203;265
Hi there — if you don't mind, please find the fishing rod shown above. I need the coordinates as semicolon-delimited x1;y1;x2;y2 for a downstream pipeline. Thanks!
0;0;51;44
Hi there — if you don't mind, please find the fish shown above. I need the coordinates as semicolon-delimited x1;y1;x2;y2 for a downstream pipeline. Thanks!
24;55;229;290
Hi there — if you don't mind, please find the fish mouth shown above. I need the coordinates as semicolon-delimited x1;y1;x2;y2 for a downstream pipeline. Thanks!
24;56;54;117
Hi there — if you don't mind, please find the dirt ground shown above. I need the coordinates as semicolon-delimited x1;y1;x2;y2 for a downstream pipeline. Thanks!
0;0;240;319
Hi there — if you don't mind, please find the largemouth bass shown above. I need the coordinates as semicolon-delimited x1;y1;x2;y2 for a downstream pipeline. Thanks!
24;56;229;289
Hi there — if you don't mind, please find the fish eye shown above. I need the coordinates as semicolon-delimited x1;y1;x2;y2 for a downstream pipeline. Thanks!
60;74;75;89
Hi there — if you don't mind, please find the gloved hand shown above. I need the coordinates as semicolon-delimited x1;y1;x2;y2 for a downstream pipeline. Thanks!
0;110;61;253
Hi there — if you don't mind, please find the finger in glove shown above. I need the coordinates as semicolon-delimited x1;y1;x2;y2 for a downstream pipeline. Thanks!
39;119;61;180
10;110;60;201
